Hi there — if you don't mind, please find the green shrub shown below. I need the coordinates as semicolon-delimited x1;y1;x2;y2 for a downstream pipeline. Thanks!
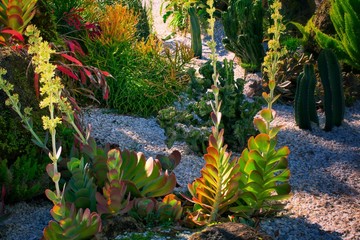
7;147;49;203
222;0;264;72
157;59;262;154
313;0;360;70
83;4;191;116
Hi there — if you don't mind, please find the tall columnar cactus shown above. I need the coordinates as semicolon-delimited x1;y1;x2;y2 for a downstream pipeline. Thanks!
221;0;264;72
188;7;202;59
318;48;345;131
313;0;360;70
294;64;319;130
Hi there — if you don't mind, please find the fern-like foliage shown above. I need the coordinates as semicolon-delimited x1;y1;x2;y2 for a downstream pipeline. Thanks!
313;0;360;70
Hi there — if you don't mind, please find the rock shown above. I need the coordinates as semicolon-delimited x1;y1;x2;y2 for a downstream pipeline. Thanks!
94;215;146;240
189;222;273;240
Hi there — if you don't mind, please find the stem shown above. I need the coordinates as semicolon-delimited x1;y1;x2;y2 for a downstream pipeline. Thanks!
50;105;61;198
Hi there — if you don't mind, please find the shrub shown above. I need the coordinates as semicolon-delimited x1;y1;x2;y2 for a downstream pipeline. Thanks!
222;0;264;72
158;59;262;154
83;4;190;117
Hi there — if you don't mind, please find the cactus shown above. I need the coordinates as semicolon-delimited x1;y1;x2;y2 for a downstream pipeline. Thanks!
188;7;202;59
221;0;264;72
294;64;318;130
318;49;345;131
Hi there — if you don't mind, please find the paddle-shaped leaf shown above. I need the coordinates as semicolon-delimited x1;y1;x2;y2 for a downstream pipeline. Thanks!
184;127;241;225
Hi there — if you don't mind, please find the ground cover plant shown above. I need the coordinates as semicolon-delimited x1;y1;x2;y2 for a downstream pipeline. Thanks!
0;0;298;238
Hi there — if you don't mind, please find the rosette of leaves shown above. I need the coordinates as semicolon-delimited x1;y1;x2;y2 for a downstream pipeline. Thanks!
96;149;132;216
230;109;292;216
130;194;183;224
183;127;241;225
64;157;97;212
43;201;102;240
93;147;177;198
117;149;177;198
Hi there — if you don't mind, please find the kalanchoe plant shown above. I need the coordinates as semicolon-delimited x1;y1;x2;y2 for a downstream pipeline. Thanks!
96;149;132;217
0;0;38;32
64;157;97;212
230;0;291;216
43;200;102;240
183;0;242;225
130;194;183;224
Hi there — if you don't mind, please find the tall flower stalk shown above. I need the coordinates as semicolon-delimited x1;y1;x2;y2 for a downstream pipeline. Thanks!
0;25;88;204
184;0;241;225
262;0;287;130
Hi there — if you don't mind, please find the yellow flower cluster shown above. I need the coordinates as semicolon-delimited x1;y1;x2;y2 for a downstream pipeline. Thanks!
262;0;287;83
25;25;65;132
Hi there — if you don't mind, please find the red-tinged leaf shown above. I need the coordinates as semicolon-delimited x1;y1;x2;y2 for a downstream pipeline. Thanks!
83;68;92;77
1;29;24;42
101;70;111;77
80;69;86;84
66;40;85;56
57;65;79;80
103;87;109;100
34;73;39;98
61;53;83;66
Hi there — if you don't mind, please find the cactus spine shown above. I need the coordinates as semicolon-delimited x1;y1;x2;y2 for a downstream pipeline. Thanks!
295;64;318;130
318;49;345;131
188;7;202;59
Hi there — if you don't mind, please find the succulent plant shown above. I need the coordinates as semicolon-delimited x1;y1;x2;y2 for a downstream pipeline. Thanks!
317;48;345;131
184;128;241;225
43;202;102;240
155;150;181;173
157;193;183;222
95;149;132;216
294;64;319;130
0;0;38;32
230;111;292;215
64;157;97;212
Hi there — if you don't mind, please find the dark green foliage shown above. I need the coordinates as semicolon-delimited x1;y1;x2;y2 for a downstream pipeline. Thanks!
318;49;345;131
30;0;62;43
313;0;360;70
188;7;202;58
294;64;318;130
0;48;45;165
222;0;264;72
84;39;188;117
6;147;48;202
157;59;262;154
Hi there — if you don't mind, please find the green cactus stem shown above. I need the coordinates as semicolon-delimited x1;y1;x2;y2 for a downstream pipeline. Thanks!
318;48;345;131
188;7;202;58
294;64;318;130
